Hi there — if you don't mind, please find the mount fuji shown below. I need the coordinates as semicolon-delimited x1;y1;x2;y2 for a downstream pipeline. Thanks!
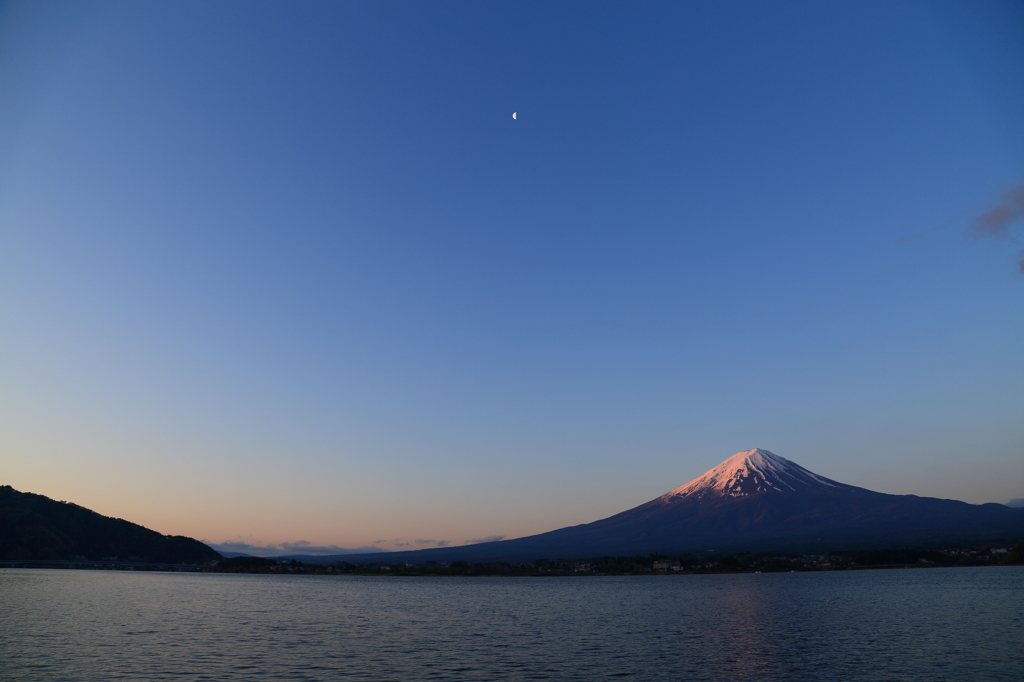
299;449;1024;563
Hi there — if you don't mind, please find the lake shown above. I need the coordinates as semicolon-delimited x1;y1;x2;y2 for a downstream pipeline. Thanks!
1;566;1021;680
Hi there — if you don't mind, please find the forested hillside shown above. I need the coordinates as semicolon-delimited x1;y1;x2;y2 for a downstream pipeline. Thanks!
0;485;220;564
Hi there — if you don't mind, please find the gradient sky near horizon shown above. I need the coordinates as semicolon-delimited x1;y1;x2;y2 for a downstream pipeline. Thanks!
2;1;1022;553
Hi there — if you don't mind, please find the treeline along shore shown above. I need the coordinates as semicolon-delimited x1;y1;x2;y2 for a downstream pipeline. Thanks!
212;543;1024;576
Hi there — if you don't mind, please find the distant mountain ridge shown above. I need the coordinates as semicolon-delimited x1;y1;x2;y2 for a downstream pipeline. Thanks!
6;450;1021;566
306;449;1024;564
0;485;221;564
206;541;387;558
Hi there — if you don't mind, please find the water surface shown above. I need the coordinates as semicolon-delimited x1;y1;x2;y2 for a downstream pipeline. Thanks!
1;567;1021;680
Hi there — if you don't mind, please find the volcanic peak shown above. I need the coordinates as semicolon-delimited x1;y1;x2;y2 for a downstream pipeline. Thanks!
659;448;841;501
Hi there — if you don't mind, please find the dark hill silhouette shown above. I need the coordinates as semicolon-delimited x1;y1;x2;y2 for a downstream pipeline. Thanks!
298;449;1024;564
0;485;221;564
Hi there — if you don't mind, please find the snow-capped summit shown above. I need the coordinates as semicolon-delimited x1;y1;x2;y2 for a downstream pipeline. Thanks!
659;448;841;501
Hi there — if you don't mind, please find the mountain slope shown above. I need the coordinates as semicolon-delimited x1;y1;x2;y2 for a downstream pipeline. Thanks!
520;449;1021;555
314;449;1024;563
0;485;221;564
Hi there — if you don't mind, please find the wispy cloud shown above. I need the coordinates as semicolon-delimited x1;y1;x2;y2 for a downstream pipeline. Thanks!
388;540;412;548
415;538;451;547
970;175;1024;273
371;538;452;550
205;539;385;557
971;176;1024;238
466;535;505;544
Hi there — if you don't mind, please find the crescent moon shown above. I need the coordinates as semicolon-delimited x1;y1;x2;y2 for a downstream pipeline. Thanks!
512;112;517;120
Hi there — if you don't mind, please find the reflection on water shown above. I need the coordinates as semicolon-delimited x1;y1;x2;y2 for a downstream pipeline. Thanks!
1;567;1021;681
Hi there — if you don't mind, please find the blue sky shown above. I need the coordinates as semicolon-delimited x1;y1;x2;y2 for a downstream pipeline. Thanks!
2;1;1022;551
